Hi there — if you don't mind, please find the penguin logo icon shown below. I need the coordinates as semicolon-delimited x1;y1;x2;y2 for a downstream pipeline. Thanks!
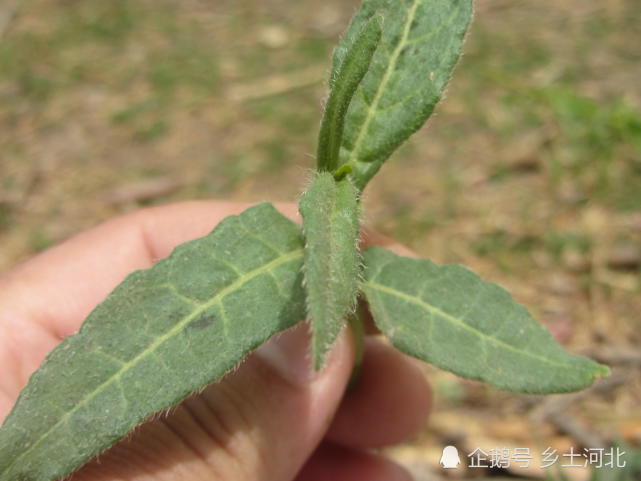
440;445;461;469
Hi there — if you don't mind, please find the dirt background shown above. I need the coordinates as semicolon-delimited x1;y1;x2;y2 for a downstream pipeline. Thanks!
1;0;640;480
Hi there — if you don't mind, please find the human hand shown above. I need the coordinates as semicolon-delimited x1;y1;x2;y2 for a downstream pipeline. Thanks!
0;201;431;481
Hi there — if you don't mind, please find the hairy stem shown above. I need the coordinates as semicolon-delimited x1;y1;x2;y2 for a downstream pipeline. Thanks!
317;16;382;173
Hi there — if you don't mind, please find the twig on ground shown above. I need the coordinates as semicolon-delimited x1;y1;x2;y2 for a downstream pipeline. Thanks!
544;410;607;449
582;347;641;366
0;193;18;206
0;3;16;40
530;370;632;449
104;176;188;206
227;66;325;102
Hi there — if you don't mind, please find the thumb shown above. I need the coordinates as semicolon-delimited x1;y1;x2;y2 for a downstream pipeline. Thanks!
73;324;355;481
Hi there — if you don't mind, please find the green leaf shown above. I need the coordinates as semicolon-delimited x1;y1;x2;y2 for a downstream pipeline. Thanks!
317;15;382;173
362;246;610;394
0;203;306;481
333;0;473;190
299;172;361;369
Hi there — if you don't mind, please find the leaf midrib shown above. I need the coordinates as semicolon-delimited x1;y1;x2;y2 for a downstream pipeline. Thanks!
1;248;304;477
314;188;342;318
344;0;421;167
364;279;588;371
305;188;342;362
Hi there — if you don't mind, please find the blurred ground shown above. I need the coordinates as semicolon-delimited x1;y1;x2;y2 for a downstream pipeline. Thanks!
1;0;640;480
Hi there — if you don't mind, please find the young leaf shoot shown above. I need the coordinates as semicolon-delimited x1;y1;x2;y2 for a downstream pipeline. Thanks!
333;0;474;190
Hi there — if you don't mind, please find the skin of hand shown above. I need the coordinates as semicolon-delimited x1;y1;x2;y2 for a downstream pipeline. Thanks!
0;201;431;481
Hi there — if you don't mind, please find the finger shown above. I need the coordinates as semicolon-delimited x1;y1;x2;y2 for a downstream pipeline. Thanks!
72;325;355;481
295;442;413;481
326;337;431;448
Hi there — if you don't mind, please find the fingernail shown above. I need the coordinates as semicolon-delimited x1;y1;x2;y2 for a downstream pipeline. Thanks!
255;323;315;386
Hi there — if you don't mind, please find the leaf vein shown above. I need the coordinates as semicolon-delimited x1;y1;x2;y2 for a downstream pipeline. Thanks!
375;86;426;114
404;6;462;49
345;0;421;167
237;217;286;255
0;248;304;477
365;280;579;370
161;283;203;307
208;253;245;276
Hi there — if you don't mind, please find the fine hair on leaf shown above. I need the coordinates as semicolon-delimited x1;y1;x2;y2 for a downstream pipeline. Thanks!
0;2;611;480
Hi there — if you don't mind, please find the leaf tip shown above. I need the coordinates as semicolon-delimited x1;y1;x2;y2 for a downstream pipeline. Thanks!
593;362;611;380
